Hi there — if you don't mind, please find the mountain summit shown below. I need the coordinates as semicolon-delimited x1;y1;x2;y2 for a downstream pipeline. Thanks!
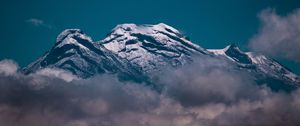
100;23;208;72
23;29;144;80
23;23;299;91
208;44;299;91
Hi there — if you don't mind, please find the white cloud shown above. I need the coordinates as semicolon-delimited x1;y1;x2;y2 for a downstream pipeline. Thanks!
25;18;55;29
25;18;44;26
249;8;300;62
0;58;300;126
0;60;18;76
35;68;78;82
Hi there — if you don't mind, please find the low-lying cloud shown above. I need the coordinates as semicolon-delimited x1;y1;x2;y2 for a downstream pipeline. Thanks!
249;8;300;62
0;57;300;126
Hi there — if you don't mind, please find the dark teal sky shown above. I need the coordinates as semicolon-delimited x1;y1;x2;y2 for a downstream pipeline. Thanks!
1;0;300;73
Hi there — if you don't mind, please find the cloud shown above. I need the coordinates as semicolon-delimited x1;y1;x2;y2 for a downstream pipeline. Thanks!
155;56;260;106
34;68;78;82
0;58;300;126
249;8;300;62
25;18;55;29
0;60;18;76
25;18;44;26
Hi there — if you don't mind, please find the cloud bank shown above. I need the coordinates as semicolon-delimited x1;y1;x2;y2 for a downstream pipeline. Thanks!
249;8;300;62
0;58;300;126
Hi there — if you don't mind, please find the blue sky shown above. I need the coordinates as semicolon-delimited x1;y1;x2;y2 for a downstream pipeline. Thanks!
0;0;300;73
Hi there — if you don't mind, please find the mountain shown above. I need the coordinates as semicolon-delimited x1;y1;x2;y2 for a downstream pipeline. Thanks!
23;23;300;91
209;44;300;91
23;23;209;77
100;23;208;72
22;29;146;81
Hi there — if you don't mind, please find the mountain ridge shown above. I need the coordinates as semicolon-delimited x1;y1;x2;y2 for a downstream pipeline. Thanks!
23;23;300;91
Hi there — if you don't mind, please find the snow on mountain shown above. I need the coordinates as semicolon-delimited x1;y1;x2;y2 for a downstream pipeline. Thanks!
208;44;300;85
246;52;299;82
100;23;209;72
22;29;145;80
23;23;210;81
23;23;299;91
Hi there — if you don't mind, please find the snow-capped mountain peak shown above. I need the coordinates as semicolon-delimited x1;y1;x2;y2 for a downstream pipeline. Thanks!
56;29;84;42
23;29;138;78
208;44;240;55
109;23;181;37
224;44;242;52
54;29;93;50
103;23;199;50
209;44;252;64
100;23;208;72
208;44;300;85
